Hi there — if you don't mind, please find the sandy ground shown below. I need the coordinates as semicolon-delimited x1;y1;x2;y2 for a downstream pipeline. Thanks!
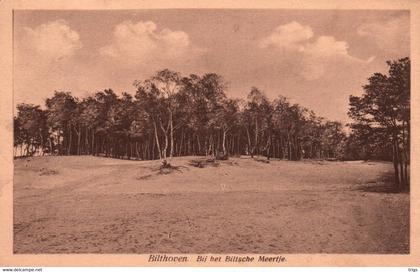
13;155;409;254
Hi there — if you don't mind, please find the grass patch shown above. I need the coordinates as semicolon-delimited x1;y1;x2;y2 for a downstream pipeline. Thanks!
136;160;185;180
189;158;220;168
38;168;58;176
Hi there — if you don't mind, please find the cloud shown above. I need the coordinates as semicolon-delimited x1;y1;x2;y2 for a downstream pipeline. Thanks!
299;36;351;80
21;19;82;61
357;15;409;54
259;21;371;80
304;36;349;57
259;21;313;51
259;21;350;58
14;20;83;106
99;20;202;66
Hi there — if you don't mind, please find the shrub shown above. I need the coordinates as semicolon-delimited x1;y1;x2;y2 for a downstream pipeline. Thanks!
216;151;229;160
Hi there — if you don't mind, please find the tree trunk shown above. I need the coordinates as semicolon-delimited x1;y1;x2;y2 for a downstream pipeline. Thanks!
153;120;162;159
135;141;139;159
126;140;130;160
179;130;184;157
152;135;156;160
237;134;240;155
392;137;400;188
222;130;227;154
196;134;201;155
163;133;168;159
68;125;72;156
402;122;409;188
76;125;81;155
57;133;61;155
246;127;252;157
169;110;174;158
91;130;95;156
85;126;88;155
266;136;271;160
254;118;258;156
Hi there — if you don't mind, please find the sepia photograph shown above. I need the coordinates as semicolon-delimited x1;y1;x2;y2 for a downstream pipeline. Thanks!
1;1;419;267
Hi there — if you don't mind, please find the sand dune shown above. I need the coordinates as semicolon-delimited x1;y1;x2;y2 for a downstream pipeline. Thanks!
13;156;409;253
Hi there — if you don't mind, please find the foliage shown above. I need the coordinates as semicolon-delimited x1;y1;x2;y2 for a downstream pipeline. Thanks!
348;57;410;189
16;60;409;168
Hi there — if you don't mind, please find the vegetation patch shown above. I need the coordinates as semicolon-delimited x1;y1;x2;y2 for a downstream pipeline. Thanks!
254;157;270;164
159;160;183;175
38;168;58;176
137;160;184;180
215;152;229;161
355;173;403;194
189;158;220;168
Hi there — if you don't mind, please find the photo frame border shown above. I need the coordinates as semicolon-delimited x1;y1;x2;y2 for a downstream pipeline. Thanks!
1;0;419;267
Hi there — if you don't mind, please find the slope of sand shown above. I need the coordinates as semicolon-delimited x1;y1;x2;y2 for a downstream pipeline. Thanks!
13;156;409;253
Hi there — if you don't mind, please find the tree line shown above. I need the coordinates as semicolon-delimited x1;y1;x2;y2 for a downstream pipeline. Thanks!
14;58;410;189
14;70;347;161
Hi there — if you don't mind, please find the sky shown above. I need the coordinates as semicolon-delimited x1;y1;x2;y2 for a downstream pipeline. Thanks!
13;10;410;123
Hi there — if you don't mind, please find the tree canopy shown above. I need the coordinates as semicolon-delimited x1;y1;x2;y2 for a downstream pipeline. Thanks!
14;58;410;190
348;57;410;189
14;69;349;162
